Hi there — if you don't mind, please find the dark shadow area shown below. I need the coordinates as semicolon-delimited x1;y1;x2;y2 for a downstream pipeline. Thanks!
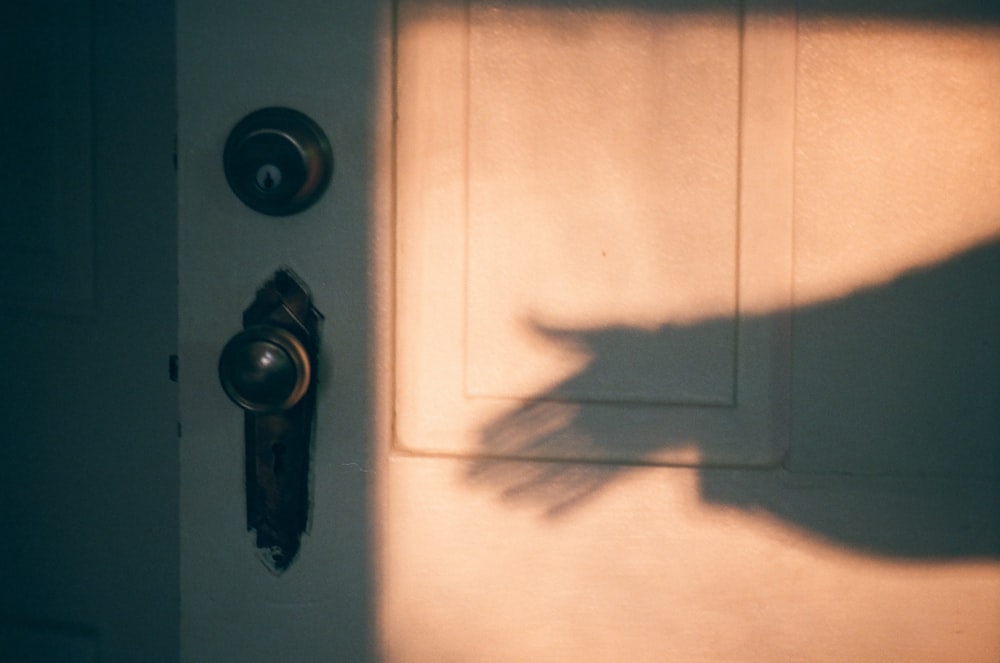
0;2;178;662
467;238;1000;559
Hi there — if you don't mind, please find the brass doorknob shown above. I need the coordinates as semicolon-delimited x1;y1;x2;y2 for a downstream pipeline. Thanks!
218;325;312;413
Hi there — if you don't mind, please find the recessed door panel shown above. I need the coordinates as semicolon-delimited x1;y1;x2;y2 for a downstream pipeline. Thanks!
396;0;794;466
466;5;740;405
0;1;94;315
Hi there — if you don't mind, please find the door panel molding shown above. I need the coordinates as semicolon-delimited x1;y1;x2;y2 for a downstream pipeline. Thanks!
395;0;795;467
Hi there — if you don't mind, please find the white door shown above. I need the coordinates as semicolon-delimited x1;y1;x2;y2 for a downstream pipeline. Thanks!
178;1;1000;661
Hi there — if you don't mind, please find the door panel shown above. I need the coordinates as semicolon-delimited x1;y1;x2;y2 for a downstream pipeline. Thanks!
0;1;94;315
395;0;794;467
464;3;742;405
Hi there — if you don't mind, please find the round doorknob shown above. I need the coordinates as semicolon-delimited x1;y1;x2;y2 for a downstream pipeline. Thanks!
223;107;333;216
218;326;312;413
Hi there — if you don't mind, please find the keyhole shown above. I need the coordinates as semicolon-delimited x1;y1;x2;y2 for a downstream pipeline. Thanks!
255;164;282;192
272;443;286;475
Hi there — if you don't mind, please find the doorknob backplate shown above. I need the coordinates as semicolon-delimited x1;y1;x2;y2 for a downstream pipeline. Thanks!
218;269;323;573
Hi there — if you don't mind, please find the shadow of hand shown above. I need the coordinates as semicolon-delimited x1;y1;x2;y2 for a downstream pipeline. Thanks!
462;240;1000;556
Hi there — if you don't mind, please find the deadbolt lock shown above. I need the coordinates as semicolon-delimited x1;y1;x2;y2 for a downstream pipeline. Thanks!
223;107;333;216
